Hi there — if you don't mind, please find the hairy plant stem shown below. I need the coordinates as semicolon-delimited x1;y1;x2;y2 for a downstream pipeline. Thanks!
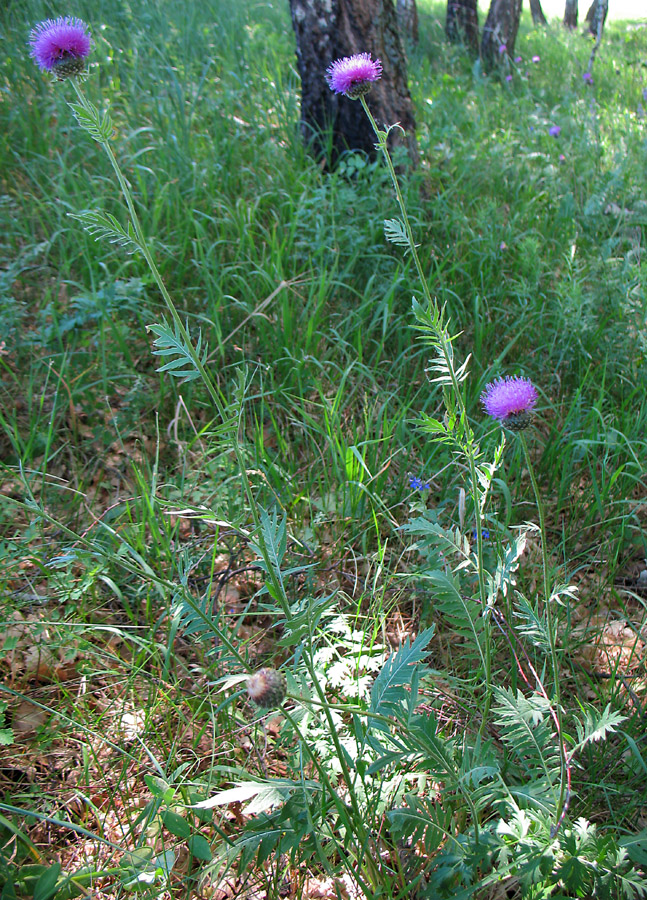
71;83;223;414
520;432;567;825
359;96;492;730
69;82;287;643
280;705;380;899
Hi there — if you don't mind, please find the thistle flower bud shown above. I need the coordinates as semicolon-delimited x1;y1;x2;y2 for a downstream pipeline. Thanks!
247;668;287;709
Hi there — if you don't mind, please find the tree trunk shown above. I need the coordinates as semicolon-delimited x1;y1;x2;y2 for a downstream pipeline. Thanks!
585;0;608;72
288;0;417;167
564;0;578;28
529;0;547;25
481;0;523;70
585;0;608;36
445;0;479;55
397;0;419;44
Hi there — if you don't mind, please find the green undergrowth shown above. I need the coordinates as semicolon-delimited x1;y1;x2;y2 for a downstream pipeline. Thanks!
1;0;647;897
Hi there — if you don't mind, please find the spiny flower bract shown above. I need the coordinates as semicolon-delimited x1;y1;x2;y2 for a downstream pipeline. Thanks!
326;53;382;99
29;17;92;79
481;376;538;430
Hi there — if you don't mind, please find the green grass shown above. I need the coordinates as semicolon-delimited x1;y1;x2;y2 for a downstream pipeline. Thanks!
1;0;647;896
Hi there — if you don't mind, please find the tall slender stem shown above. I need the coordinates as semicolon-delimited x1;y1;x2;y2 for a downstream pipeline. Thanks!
359;95;492;725
69;83;288;597
280;706;379;898
520;433;567;822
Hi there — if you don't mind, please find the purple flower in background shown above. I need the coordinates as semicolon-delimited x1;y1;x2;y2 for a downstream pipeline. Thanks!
326;53;382;99
481;376;538;430
532;55;541;63
549;125;561;137
409;475;431;491
29;17;91;79
583;71;593;84
559;153;566;162
499;43;507;54
514;56;523;63
506;74;513;82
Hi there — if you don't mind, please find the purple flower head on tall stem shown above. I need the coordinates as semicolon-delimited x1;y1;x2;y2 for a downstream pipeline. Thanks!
29;17;92;80
326;53;382;100
481;375;538;431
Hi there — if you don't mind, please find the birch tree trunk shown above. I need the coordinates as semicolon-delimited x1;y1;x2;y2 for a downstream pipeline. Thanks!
585;0;608;36
397;0;419;44
445;0;479;54
564;0;578;28
288;0;417;166
529;0;547;25
481;0;523;69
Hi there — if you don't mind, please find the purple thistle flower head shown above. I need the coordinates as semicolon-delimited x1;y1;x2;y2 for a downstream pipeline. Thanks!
326;53;382;100
549;125;561;137
29;17;92;80
481;376;538;431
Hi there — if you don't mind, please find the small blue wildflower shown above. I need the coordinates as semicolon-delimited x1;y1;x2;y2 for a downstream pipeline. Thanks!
409;475;431;491
472;529;491;541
